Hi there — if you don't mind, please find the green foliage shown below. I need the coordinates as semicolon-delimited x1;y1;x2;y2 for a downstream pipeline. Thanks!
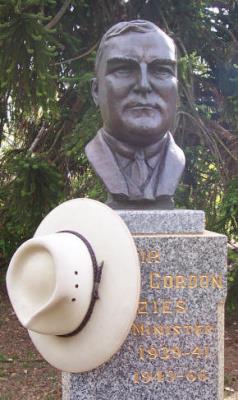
73;164;106;201
178;52;210;85
226;247;238;316
62;102;106;200
218;177;238;240
0;352;9;362
175;144;238;239
0;0;59;117
175;145;222;229
0;152;64;267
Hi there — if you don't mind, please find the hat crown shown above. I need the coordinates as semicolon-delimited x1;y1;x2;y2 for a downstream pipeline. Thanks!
7;233;94;335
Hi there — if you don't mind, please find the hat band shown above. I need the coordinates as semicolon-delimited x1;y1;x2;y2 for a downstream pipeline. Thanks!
57;230;103;338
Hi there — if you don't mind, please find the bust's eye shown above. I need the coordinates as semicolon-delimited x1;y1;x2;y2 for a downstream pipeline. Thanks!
113;64;134;75
107;60;136;76
150;63;175;78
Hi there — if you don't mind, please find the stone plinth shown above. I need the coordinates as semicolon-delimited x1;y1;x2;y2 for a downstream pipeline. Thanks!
62;210;227;400
117;209;205;234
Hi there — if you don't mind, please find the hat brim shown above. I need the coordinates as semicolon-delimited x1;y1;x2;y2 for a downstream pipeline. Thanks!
28;199;140;372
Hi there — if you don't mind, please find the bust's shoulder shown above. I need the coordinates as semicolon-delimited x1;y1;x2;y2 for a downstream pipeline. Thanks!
85;130;118;172
167;132;186;166
85;130;127;195
85;130;106;157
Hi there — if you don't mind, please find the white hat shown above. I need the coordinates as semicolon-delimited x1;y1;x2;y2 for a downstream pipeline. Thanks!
7;198;140;373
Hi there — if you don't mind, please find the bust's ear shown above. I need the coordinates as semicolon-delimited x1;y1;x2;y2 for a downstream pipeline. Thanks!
91;78;99;106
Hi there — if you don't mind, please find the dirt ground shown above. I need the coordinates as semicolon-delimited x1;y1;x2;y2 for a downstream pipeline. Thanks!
224;318;238;396
0;283;238;400
0;284;61;400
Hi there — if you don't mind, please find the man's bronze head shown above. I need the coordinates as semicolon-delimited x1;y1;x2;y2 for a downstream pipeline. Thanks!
91;20;177;146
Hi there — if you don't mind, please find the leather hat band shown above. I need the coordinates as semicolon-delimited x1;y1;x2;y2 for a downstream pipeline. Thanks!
57;230;103;338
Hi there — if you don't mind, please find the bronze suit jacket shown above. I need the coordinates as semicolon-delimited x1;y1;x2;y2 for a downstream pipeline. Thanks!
85;129;185;201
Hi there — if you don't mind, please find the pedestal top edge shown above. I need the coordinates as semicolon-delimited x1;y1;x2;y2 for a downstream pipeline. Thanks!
116;209;204;215
132;230;227;238
117;209;206;234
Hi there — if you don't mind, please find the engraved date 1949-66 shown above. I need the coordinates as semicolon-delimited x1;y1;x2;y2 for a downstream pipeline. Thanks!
133;369;208;384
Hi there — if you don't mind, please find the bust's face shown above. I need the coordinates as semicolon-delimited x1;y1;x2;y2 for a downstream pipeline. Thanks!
92;29;177;146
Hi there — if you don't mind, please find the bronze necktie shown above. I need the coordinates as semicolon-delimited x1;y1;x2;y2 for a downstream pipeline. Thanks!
131;149;150;189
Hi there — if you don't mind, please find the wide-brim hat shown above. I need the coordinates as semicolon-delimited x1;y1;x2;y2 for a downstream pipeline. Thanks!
7;198;140;373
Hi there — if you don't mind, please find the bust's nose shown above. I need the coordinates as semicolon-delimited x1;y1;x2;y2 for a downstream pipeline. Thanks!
134;63;152;94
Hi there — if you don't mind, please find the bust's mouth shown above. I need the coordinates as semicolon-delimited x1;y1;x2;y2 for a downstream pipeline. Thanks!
126;102;160;111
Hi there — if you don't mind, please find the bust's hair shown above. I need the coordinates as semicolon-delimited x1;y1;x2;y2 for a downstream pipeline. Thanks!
95;20;174;74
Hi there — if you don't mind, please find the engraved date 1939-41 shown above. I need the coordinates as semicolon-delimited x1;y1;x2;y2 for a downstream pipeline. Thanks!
138;345;210;361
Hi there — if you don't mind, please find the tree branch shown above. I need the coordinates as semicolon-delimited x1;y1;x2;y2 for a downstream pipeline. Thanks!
48;126;64;153
55;41;98;65
45;0;71;30
28;123;47;153
159;10;173;36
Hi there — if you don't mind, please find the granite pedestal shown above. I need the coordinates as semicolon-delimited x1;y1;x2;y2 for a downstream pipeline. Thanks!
62;210;227;400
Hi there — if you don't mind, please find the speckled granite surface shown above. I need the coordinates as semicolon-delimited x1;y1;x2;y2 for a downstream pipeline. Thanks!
62;210;227;400
117;209;205;234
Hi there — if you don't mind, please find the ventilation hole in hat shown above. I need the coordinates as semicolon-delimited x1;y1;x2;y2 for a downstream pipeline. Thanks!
75;284;79;288
72;298;76;302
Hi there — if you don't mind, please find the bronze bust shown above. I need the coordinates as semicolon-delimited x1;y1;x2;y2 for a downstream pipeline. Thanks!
85;20;185;209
